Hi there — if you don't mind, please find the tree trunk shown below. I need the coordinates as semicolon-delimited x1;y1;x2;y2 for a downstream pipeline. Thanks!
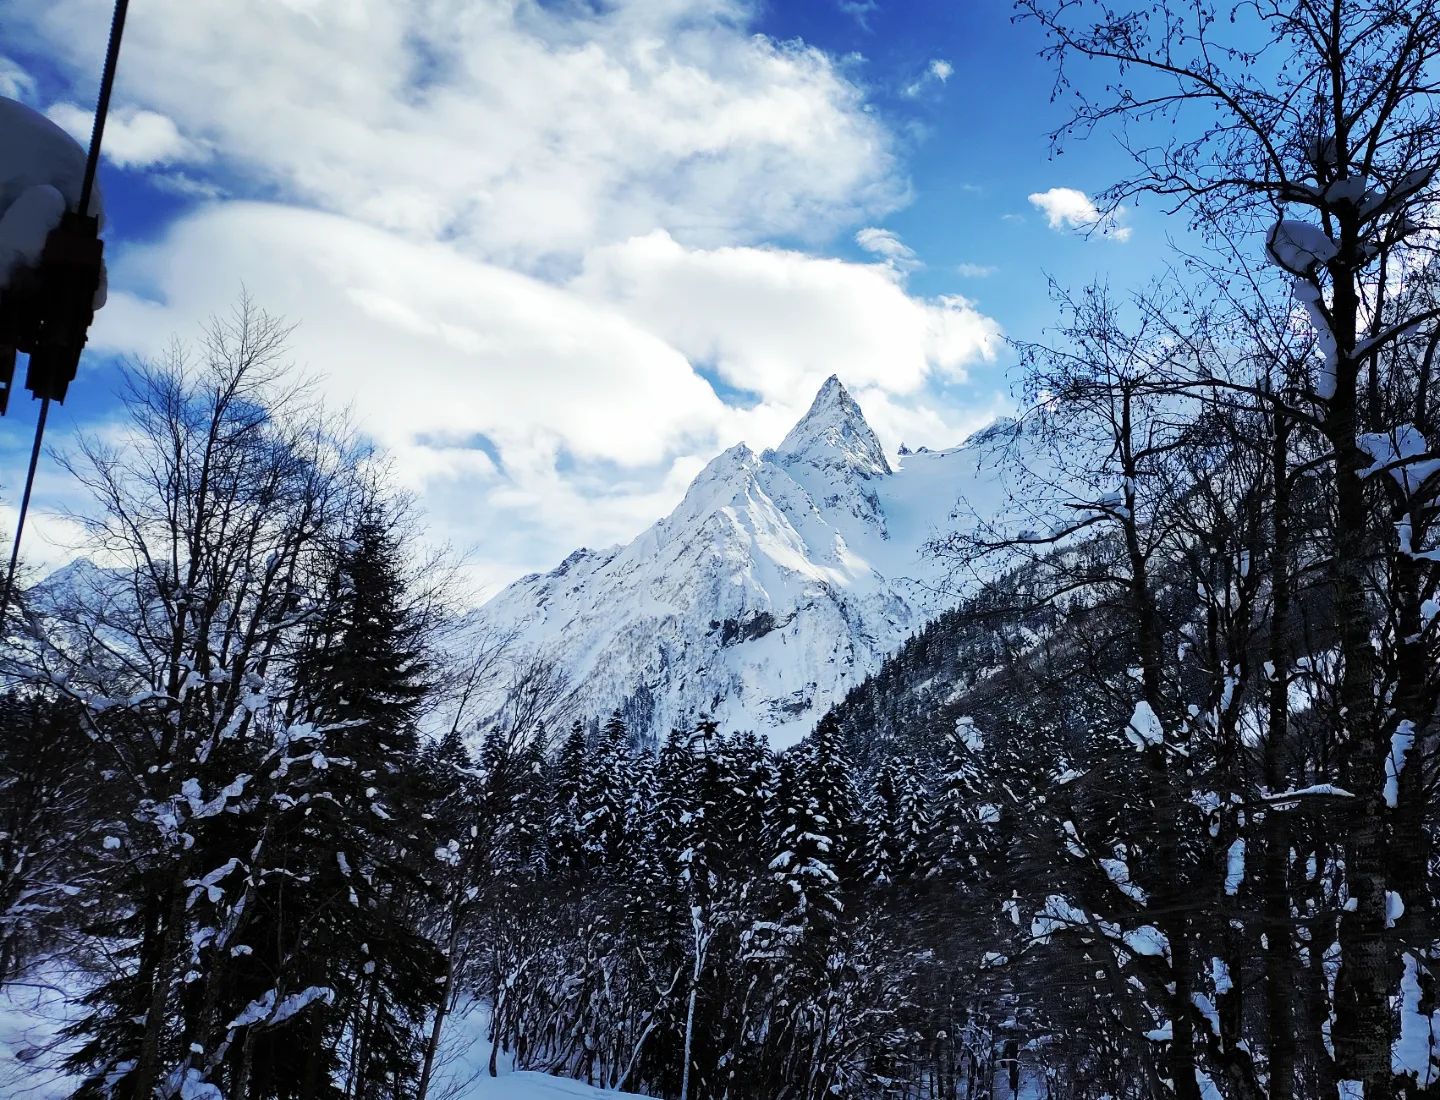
1167;921;1203;1100
1263;415;1297;1100
1326;263;1394;1098
680;979;699;1100
417;911;464;1100
130;876;187;1100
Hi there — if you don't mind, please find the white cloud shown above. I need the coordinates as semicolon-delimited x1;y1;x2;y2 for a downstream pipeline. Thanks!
18;0;905;268
0;56;35;101
0;503;88;576
94;208;1000;465
11;1;1009;588
855;226;919;270
88;203;731;587
46;102;204;169
854;386;1007;461
573;230;999;411
96;204;726;470
1027;187;1132;241
89;207;1000;586
149;172;224;201
835;0;880;27
902;58;954;98
955;261;996;277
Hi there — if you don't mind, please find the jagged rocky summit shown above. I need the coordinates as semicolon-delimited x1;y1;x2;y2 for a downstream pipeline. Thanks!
474;375;1025;746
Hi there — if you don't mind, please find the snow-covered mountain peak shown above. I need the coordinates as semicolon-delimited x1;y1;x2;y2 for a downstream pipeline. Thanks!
663;442;763;526
701;440;760;480
961;415;1023;450
772;375;891;480
473;381;1029;746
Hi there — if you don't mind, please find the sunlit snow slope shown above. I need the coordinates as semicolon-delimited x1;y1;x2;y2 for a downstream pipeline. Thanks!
475;376;1026;746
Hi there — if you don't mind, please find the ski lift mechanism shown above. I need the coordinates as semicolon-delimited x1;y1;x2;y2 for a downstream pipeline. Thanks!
0;209;104;413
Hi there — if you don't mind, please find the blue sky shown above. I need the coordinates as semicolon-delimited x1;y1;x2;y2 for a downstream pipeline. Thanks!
0;0;1192;594
763;0;1181;325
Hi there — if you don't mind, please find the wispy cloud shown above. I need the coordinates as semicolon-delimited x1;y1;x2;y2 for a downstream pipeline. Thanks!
1027;187;1132;241
0;56;35;101
902;58;953;99
955;262;996;277
855;226;920;271
835;1;881;29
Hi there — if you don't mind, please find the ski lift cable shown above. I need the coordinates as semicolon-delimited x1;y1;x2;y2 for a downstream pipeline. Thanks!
0;397;51;623
0;0;130;626
80;0;131;219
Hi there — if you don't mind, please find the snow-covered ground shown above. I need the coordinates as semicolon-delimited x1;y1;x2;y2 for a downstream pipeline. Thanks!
455;1074;652;1099
0;966;84;1100
0;976;654;1100
0;969;1050;1100
423;1000;655;1100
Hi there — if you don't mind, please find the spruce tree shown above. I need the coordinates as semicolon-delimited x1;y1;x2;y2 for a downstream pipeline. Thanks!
548;720;589;882
239;507;442;1098
580;711;631;872
653;726;698;864
506;729;551;879
755;733;851;962
861;758;904;885
930;717;992;878
715;730;774;883
804;713;860;885
892;755;931;879
302;507;432;759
